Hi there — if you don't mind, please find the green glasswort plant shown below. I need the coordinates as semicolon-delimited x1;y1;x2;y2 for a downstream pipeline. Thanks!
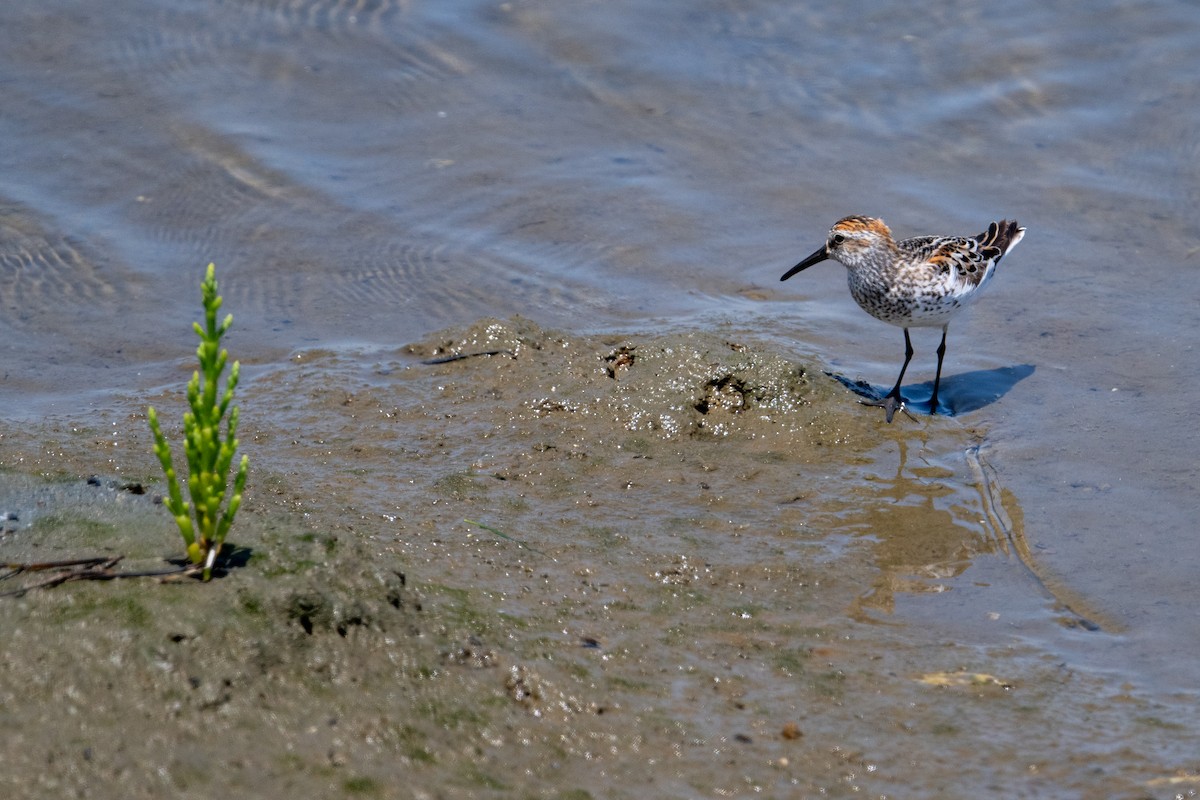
147;263;249;580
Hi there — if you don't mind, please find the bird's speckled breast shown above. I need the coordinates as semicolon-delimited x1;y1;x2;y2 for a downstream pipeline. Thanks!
847;263;989;328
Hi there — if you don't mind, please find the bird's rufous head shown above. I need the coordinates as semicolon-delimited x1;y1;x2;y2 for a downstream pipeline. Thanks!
781;216;894;281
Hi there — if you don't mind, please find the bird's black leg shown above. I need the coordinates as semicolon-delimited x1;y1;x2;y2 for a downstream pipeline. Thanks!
928;325;948;415
862;328;913;423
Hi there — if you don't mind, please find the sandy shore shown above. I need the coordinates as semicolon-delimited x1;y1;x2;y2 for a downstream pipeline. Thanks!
0;318;1188;798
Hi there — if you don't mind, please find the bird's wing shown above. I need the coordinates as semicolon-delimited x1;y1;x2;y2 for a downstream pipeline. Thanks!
903;236;992;281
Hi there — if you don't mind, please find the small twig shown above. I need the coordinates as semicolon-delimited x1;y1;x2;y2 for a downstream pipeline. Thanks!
0;556;116;579
422;347;516;364
463;518;547;557
0;556;201;598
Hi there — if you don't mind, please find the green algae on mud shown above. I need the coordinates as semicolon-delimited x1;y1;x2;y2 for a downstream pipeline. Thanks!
0;317;1193;798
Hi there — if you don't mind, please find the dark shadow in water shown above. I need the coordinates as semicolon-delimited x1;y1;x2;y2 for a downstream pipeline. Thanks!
829;364;1036;416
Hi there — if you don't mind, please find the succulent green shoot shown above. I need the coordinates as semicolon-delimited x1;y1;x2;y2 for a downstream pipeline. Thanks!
148;263;250;580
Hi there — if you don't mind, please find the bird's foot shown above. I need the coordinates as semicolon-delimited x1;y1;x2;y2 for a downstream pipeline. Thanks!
860;394;917;423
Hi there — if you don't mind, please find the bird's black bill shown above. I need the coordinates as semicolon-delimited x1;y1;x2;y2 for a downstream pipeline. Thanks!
780;246;829;281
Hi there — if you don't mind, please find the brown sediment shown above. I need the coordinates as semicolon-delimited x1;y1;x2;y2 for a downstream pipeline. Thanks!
0;318;1179;798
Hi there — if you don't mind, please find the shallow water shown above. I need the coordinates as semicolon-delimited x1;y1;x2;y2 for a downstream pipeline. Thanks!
3;0;1200;794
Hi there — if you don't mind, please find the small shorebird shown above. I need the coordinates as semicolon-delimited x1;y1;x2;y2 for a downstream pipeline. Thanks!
781;216;1025;422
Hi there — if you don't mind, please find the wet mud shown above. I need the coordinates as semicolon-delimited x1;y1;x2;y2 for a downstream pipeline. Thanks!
1;318;1194;799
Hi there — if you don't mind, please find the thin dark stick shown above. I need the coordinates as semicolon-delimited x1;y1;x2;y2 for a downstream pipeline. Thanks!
421;349;515;365
0;556;201;598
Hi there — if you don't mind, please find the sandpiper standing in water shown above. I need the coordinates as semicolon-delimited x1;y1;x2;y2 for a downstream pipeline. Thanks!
781;216;1025;422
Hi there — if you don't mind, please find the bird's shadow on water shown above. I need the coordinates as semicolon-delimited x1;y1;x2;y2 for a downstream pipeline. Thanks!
830;364;1035;416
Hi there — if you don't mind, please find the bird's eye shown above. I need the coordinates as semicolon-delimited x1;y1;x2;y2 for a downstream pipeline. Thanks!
832;234;846;245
